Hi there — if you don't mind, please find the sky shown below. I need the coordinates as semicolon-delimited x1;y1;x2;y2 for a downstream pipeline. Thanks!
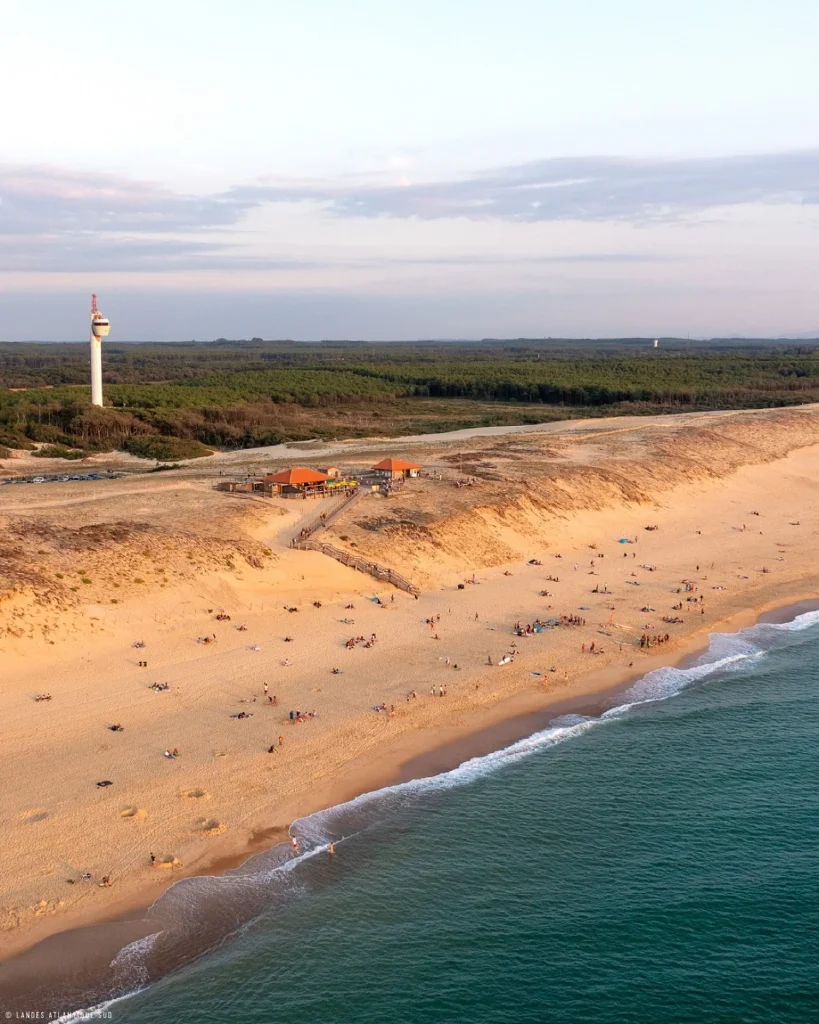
2;0;818;340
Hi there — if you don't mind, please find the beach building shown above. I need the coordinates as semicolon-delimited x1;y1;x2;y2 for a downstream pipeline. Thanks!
217;466;357;498
371;457;422;480
263;467;330;496
261;467;359;498
216;480;256;494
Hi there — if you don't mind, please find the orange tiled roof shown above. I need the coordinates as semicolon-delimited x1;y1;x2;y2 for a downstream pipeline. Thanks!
265;467;330;485
371;458;421;471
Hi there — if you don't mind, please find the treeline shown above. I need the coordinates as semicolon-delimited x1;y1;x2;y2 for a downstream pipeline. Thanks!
333;353;819;407
2;343;819;456
2;338;818;389
0;370;408;451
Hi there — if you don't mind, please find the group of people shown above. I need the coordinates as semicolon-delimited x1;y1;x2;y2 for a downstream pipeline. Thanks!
514;620;546;636
640;633;671;648
581;641;605;655
345;633;378;649
289;709;319;722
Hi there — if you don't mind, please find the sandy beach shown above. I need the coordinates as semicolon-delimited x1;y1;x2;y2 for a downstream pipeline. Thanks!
2;406;819;984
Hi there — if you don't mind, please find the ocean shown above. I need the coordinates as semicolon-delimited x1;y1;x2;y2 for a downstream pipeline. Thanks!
70;610;819;1023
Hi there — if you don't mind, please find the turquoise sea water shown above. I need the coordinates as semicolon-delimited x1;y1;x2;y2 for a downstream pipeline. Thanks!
79;612;819;1023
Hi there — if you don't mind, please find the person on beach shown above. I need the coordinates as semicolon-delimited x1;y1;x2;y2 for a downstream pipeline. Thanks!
292;837;299;854
329;842;335;858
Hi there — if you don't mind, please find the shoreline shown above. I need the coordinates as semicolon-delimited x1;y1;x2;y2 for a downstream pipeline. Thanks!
2;591;818;1014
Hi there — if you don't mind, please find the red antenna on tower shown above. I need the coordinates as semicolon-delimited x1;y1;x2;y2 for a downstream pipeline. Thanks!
91;293;98;315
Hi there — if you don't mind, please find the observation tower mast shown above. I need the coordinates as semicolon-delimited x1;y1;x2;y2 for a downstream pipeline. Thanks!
89;293;110;407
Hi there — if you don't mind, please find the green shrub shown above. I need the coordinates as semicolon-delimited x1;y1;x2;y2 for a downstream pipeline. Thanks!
120;436;213;461
0;433;36;451
32;444;85;460
27;425;76;445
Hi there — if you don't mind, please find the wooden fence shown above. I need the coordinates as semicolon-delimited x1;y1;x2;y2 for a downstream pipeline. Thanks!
292;488;363;545
290;487;420;595
298;539;419;596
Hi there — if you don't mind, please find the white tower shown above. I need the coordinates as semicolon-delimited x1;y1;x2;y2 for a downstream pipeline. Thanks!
90;293;110;407
653;339;659;349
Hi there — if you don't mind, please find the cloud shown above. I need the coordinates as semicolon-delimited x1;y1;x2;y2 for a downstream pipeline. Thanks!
231;150;819;223
0;164;256;236
0;234;323;273
2;151;816;274
392;253;668;266
0;236;664;274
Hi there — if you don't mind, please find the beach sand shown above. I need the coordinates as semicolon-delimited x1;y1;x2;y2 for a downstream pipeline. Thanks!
2;406;819;981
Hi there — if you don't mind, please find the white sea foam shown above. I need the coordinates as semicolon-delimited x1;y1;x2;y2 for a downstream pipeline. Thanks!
55;990;143;1023
51;936;161;1022
110;931;162;987
768;608;819;632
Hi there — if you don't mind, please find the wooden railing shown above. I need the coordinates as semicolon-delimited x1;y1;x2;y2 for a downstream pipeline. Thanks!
292;488;363;545
295;537;420;596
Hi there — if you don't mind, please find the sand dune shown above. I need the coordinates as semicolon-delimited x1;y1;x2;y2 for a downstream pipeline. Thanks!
2;406;819;960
